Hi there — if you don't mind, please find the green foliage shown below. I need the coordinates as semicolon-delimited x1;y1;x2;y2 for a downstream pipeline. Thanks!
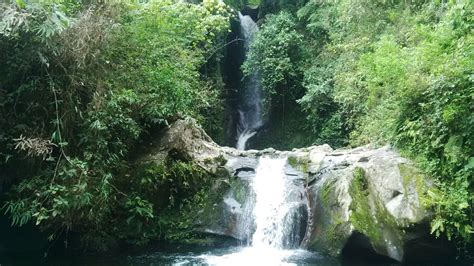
223;0;259;9
298;63;347;147
247;0;261;6
259;0;306;15
242;10;316;149
243;5;347;148
0;0;231;251
295;0;473;246
251;105;314;150
243;11;304;103
1;0;472;254
245;0;473;250
109;159;213;247
0;2;75;39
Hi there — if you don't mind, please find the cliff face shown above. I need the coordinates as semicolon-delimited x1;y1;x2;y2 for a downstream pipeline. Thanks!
139;119;448;262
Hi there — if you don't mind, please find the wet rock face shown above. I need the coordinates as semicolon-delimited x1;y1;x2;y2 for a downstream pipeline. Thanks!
143;119;440;262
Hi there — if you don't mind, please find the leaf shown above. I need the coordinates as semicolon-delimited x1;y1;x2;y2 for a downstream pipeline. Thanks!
431;218;444;235
458;202;469;210
464;157;474;170
59;142;68;147
15;0;26;9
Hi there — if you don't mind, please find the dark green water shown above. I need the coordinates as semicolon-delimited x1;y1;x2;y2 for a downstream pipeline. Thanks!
0;247;333;265
0;244;377;266
1;243;472;266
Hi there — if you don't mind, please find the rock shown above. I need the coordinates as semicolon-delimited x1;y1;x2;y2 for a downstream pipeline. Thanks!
141;119;443;262
241;5;259;21
303;146;432;262
197;177;253;240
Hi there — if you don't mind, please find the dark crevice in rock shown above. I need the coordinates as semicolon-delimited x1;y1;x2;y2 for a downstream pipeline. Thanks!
285;173;299;177
234;167;255;178
402;223;457;264
333;162;351;170
391;190;403;199
240;5;259;21
284;204;308;249
341;231;398;264
306;176;318;187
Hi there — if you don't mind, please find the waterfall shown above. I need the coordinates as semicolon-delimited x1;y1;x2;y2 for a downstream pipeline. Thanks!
236;12;263;151
248;157;288;248
205;156;308;265
234;156;305;248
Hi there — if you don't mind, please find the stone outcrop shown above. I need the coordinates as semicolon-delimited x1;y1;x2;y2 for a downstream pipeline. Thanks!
301;146;431;262
142;119;442;262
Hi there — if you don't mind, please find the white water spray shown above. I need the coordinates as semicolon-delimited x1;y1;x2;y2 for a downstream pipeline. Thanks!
251;157;291;248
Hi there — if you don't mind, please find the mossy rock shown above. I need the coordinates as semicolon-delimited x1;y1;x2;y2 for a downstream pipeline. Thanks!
307;174;352;256
348;167;405;260
229;178;251;205
288;155;309;173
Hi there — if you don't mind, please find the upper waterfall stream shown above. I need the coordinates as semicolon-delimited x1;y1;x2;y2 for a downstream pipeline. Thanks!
236;12;263;151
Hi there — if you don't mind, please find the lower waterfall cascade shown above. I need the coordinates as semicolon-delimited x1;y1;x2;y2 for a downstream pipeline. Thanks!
203;156;311;265
250;156;304;248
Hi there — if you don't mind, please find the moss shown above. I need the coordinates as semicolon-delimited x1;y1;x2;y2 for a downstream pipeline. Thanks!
325;218;349;255
160;177;232;243
215;167;230;179
349;167;405;253
229;178;250;205
349;167;381;243
196;176;234;225
321;178;336;207
399;163;427;200
395;163;429;224
288;155;309;173
126;158;221;243
308;176;351;256
204;155;227;166
214;155;227;166
288;156;298;168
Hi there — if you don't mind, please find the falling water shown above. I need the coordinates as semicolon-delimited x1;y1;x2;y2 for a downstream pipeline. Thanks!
251;157;296;248
204;156;309;265
236;12;263;150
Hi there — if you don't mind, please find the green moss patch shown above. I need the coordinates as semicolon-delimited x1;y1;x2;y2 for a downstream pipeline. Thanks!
308;176;351;256
348;167;404;252
288;155;309;173
399;163;427;202
349;167;381;243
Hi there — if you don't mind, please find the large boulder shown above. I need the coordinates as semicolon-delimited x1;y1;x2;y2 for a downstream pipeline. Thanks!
300;146;432;262
142;119;443;262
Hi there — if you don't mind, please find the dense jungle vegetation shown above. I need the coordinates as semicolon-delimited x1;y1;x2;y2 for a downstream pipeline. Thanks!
0;0;472;256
